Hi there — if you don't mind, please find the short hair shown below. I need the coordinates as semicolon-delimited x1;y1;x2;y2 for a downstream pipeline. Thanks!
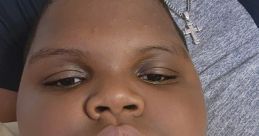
23;0;52;62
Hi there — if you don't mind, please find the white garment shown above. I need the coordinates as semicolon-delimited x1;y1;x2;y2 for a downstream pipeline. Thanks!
0;122;18;136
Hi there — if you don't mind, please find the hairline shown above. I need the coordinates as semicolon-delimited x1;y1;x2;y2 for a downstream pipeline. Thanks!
24;0;188;63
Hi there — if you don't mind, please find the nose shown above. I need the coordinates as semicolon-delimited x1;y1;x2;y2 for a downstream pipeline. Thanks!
86;84;144;122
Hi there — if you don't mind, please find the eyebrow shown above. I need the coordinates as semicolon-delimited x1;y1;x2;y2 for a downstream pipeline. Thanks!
138;45;188;58
28;45;188;65
28;48;86;65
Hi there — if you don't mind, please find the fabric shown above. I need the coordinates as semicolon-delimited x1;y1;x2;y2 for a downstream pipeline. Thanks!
166;0;259;135
238;0;259;27
0;0;47;91
0;122;18;136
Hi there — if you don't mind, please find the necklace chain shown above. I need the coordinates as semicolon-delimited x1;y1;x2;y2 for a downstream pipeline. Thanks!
164;0;202;45
164;0;192;18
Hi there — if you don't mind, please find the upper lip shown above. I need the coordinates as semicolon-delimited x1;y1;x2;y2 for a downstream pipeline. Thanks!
97;125;142;136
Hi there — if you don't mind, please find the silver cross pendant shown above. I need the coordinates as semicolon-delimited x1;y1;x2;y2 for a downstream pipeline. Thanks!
182;12;202;45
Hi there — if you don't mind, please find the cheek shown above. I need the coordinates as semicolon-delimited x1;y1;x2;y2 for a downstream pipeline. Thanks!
17;87;93;136
143;86;206;135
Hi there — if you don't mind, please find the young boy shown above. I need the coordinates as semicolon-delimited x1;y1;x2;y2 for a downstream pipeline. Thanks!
14;0;207;135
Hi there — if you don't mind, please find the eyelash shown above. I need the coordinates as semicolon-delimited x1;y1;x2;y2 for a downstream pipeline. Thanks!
42;70;88;89
139;74;177;84
43;77;86;88
138;73;178;85
43;68;177;88
44;74;176;89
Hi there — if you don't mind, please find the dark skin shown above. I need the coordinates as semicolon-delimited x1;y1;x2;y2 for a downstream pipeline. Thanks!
17;0;207;135
0;88;17;122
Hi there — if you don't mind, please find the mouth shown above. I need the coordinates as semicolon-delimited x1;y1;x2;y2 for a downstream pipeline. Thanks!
97;125;142;136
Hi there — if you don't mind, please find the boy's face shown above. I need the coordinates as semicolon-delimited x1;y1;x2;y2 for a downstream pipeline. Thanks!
18;0;206;135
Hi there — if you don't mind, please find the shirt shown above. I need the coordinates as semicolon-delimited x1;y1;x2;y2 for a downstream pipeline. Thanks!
167;0;259;135
0;122;18;136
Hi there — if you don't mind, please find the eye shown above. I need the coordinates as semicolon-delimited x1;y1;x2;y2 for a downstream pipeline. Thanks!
137;67;178;85
42;70;88;89
44;77;85;88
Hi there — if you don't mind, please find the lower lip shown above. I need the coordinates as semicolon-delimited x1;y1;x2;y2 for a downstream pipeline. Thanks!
97;125;142;136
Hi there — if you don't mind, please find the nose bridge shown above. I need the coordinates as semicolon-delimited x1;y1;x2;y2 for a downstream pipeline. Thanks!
86;78;144;122
96;76;133;100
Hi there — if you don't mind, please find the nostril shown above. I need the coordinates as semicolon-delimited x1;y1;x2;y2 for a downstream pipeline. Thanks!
95;106;110;113
124;104;138;110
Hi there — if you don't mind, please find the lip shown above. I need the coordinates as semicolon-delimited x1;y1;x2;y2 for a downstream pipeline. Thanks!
97;125;142;136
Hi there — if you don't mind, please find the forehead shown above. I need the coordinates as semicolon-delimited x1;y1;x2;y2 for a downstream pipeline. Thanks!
28;0;185;59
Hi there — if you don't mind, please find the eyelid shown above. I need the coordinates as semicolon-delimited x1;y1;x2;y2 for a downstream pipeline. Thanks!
42;69;89;85
136;67;179;85
138;67;178;75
